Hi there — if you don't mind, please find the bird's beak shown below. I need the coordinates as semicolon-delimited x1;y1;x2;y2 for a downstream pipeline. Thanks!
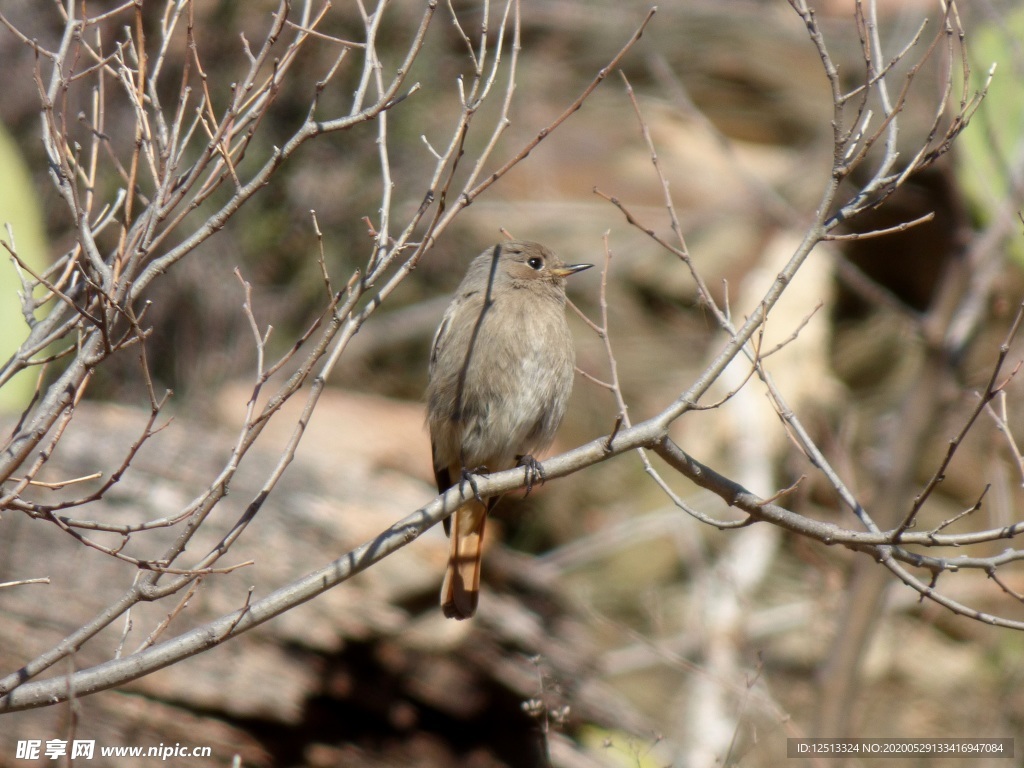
550;263;593;278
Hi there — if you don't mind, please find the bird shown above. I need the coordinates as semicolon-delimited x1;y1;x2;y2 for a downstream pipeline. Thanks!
426;240;592;619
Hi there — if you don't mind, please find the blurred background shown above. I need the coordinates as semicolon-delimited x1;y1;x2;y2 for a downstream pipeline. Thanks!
2;0;1024;766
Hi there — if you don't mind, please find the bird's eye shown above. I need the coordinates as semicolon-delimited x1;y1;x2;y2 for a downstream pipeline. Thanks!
527;256;544;270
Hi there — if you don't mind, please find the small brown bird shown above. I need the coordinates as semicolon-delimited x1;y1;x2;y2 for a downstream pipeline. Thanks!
426;241;592;619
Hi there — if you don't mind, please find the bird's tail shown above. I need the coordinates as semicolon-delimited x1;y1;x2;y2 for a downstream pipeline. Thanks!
441;499;488;619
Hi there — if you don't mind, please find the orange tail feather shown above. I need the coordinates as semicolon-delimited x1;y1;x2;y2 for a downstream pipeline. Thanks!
441;499;487;619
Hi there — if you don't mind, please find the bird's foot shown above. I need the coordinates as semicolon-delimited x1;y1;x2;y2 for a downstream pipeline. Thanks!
516;454;545;497
459;465;488;504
